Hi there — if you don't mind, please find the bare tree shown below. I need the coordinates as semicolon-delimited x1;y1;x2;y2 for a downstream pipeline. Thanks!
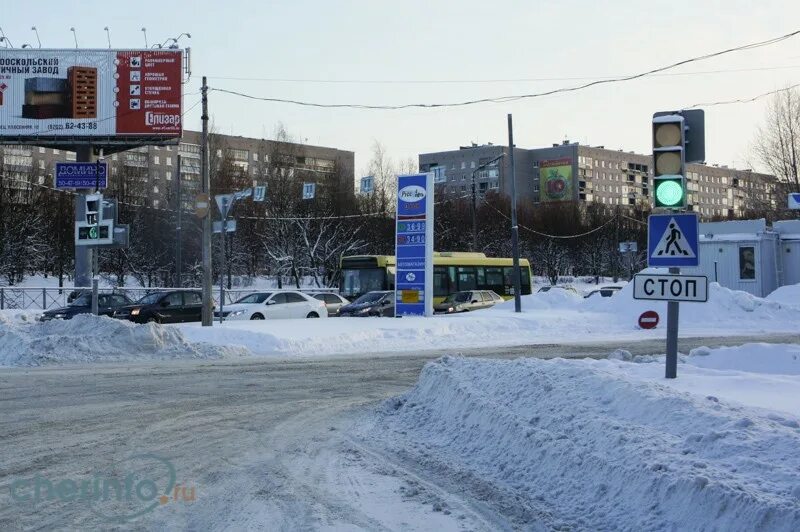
754;87;800;200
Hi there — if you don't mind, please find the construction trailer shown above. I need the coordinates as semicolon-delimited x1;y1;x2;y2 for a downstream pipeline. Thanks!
774;220;800;287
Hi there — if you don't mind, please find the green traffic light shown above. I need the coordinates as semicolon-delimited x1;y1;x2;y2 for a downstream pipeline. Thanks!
89;226;98;239
655;179;684;207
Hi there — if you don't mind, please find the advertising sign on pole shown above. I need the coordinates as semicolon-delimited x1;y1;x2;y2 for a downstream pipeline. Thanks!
55;162;107;189
0;49;183;140
394;173;434;317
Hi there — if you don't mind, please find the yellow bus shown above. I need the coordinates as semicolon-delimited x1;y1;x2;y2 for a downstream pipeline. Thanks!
340;252;532;303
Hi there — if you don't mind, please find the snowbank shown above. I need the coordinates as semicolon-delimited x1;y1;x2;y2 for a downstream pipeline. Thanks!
363;354;800;529
178;282;800;358
687;343;800;376
767;283;800;308
0;312;245;366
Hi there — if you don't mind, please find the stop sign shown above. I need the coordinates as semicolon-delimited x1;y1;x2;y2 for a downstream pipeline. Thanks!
638;310;660;329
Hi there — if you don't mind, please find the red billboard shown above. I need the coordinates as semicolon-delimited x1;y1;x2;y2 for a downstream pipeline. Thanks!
0;49;183;139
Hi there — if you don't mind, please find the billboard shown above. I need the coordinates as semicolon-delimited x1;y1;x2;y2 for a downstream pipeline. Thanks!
539;158;574;202
394;173;434;317
0;49;182;140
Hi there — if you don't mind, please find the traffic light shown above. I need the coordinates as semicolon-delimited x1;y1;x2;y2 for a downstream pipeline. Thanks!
85;193;101;224
652;114;687;209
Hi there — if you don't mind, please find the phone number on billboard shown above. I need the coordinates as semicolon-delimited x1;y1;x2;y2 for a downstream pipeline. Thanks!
47;122;100;131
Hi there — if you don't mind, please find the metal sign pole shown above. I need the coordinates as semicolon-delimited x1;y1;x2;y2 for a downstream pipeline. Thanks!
665;266;680;378
91;150;102;315
508;114;522;313
218;203;226;325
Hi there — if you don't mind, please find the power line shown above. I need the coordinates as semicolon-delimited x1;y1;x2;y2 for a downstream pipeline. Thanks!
484;201;619;239
686;82;800;108
208;64;800;85
210;29;800;110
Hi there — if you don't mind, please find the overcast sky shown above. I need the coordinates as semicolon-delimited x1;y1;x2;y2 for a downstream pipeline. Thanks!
4;0;800;174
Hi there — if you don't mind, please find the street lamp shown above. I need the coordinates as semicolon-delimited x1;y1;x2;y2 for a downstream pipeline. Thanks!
470;153;505;252
31;26;41;47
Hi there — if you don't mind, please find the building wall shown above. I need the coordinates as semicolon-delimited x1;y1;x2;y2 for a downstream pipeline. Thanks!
0;131;355;209
420;141;778;220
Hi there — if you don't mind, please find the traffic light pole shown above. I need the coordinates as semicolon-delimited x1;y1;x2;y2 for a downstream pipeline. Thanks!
74;146;95;290
91;149;103;316
666;266;680;378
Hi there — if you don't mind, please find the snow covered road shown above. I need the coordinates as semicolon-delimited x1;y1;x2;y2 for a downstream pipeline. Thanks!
1;334;798;530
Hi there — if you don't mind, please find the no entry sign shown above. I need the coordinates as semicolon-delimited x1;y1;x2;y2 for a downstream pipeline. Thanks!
638;310;660;329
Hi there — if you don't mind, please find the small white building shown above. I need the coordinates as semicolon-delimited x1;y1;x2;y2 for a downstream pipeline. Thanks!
684;219;780;298
774;220;800;287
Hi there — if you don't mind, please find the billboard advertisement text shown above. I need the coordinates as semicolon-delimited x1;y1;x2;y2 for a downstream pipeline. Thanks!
0;49;182;140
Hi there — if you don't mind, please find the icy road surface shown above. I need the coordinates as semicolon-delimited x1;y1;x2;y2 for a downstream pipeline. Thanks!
1;334;797;530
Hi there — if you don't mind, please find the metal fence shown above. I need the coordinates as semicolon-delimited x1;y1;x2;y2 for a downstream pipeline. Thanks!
0;286;338;311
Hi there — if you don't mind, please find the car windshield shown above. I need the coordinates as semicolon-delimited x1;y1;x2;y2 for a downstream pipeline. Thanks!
235;293;272;304
352;292;387;305
444;292;471;303
136;293;163;305
341;268;385;298
68;295;92;306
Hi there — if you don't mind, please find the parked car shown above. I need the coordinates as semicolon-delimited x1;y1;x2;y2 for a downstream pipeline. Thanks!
338;290;394;317
434;290;503;314
115;290;203;324
312;292;350;316
537;285;579;295
40;293;133;321
214;291;328;320
584;286;623;299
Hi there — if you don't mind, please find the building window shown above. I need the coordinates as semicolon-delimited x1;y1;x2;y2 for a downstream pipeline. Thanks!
39;160;45;170
461;161;466;170
53;149;59;155
166;171;172;181
253;153;259;162
39;147;45;154
739;246;755;280
154;156;160;165
166;157;172;166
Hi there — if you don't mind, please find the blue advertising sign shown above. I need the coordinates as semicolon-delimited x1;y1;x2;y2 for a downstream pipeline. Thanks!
647;213;699;267
395;173;434;317
55;162;108;189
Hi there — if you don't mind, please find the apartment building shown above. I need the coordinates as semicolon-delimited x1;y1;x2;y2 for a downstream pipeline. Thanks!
420;141;777;219
0;131;355;209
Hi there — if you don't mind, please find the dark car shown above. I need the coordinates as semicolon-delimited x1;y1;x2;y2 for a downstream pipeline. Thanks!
40;293;133;321
584;286;623;299
338;290;394;317
114;290;203;324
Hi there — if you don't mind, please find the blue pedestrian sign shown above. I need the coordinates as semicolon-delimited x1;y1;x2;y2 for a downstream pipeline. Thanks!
395;173;434;317
648;213;699;267
55;162;108;189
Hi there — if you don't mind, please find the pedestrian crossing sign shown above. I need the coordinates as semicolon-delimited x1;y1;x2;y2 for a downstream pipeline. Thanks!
647;213;699;267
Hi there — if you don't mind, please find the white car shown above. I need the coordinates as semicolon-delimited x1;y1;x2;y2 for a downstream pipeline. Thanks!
215;291;328;320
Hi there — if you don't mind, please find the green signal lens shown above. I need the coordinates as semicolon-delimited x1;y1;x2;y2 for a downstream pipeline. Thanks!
655;179;684;206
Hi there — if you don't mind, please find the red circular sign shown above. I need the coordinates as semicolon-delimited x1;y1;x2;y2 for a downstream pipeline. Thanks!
638;311;660;329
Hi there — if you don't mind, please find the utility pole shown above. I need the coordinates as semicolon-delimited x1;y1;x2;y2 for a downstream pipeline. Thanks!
508;114;522;313
175;154;183;287
201;76;213;326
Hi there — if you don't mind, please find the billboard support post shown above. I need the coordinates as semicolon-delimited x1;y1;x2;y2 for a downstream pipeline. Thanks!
200;76;213;327
74;145;94;289
91;149;103;316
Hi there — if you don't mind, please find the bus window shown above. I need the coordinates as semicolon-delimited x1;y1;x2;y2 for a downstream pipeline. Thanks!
341;268;386;298
485;267;504;286
434;266;450;297
477;267;485;286
458;267;477;291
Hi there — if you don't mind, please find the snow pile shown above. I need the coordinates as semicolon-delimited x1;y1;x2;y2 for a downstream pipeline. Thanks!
767;284;800;308
687;343;800;375
494;287;584;311
584;280;800;325
0;313;246;366
363;355;800;529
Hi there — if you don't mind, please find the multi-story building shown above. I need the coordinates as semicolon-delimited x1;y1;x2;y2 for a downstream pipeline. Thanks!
420;141;777;219
0;131;355;209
